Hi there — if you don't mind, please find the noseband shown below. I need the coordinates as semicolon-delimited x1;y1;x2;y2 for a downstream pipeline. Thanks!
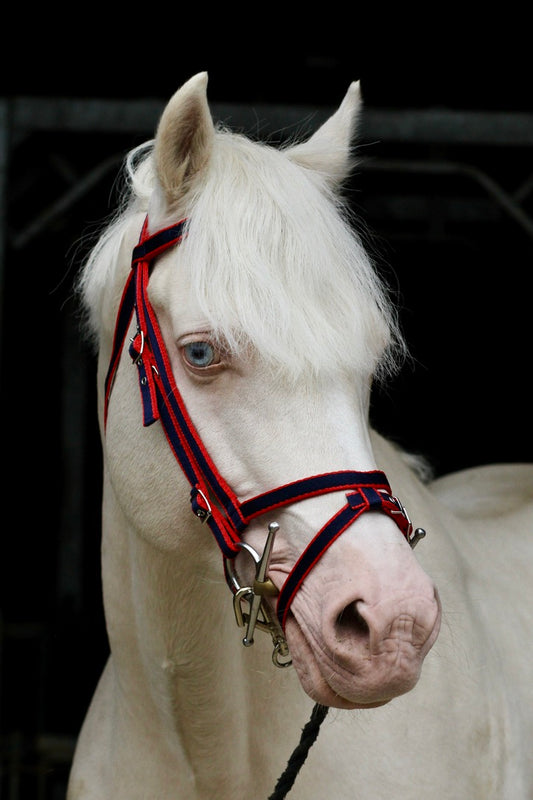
104;217;426;666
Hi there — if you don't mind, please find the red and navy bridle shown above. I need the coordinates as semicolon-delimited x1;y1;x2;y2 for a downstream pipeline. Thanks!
104;217;424;640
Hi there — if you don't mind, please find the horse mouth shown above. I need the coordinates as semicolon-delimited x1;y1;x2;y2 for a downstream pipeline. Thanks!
284;617;385;709
283;608;432;710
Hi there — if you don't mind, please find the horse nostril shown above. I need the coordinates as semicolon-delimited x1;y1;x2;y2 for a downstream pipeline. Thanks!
336;602;370;641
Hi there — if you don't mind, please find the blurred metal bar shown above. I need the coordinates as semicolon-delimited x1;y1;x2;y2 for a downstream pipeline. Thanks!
11;154;122;249
8;97;533;146
364;158;533;240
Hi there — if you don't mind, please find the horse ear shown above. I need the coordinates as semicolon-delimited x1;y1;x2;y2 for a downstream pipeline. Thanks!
154;72;215;208
287;81;362;188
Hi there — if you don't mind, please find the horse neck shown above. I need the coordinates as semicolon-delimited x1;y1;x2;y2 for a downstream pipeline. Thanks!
100;472;308;797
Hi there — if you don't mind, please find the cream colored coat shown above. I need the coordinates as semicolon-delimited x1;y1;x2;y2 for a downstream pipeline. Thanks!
68;74;533;799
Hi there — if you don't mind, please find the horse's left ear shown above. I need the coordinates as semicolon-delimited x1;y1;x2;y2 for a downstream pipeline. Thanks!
287;81;362;188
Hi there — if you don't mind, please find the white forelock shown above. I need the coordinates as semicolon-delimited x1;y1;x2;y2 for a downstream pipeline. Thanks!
78;127;406;382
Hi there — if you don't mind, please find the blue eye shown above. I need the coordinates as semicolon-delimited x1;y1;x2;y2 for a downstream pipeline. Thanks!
183;341;216;368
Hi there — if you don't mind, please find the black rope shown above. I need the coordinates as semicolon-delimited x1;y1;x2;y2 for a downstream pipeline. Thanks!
267;703;329;800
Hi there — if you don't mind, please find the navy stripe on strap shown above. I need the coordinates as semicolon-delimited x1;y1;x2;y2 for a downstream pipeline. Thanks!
142;291;244;527
240;471;391;520
276;502;360;629
104;272;136;426
132;220;187;264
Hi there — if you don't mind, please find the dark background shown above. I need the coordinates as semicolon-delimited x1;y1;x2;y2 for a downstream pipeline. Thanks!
1;27;532;798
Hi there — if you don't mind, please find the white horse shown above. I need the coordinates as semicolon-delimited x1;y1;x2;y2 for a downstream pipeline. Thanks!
68;73;533;799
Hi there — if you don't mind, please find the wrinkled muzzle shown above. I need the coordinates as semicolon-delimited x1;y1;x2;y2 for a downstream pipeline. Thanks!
284;545;441;709
224;482;440;708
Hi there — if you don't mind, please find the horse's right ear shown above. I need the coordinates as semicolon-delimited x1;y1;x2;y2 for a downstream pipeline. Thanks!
154;72;215;209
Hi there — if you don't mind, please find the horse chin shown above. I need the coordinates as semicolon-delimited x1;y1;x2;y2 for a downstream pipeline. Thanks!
284;616;418;711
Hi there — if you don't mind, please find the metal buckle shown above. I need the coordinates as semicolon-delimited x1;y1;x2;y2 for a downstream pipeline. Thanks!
408;527;426;548
193;488;212;522
225;523;291;668
389;495;426;549
130;327;145;365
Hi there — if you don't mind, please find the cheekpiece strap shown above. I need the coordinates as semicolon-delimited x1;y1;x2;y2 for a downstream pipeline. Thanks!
103;219;188;428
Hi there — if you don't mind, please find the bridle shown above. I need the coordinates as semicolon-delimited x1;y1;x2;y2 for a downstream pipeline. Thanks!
103;214;427;798
104;216;426;667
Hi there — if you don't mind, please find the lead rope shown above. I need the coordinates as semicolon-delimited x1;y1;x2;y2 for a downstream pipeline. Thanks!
268;703;329;800
266;523;426;800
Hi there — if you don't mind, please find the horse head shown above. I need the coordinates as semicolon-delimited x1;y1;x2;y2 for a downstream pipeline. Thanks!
85;73;441;712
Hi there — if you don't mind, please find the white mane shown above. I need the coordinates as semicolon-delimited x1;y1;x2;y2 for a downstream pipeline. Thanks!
78;125;406;382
